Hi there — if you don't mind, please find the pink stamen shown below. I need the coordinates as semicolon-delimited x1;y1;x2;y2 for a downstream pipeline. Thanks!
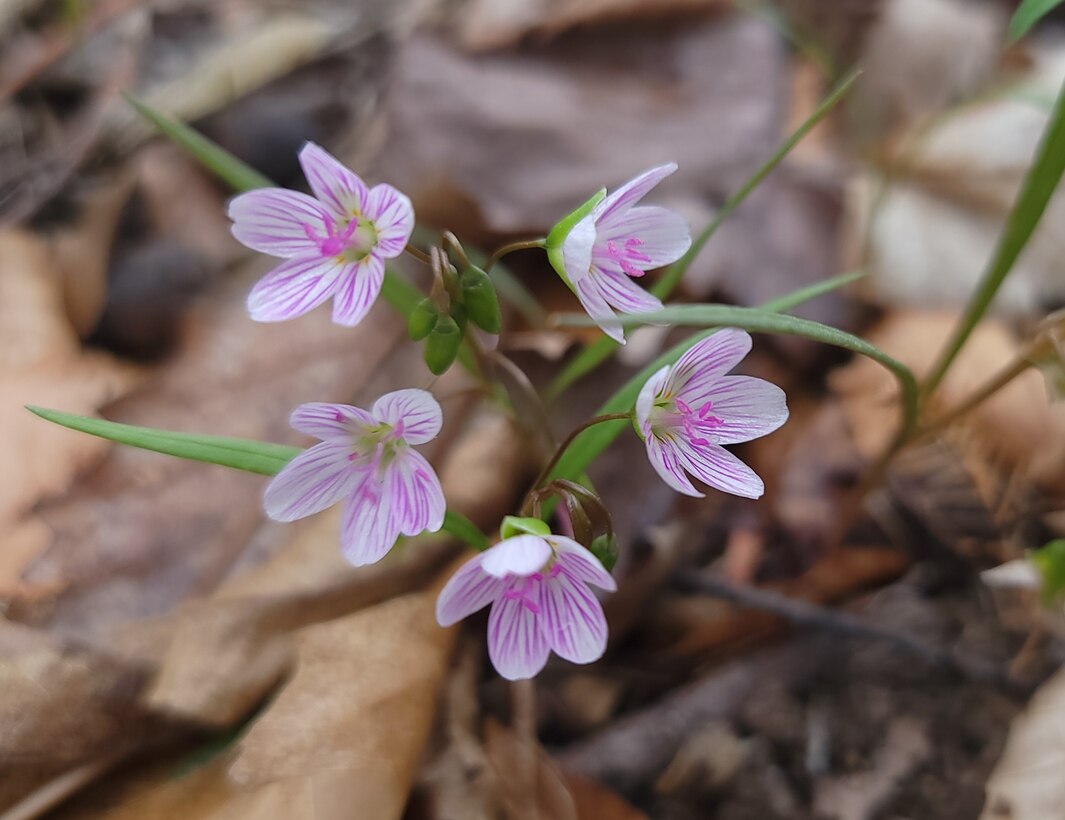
606;237;653;279
305;218;360;257
503;575;543;613
675;398;724;446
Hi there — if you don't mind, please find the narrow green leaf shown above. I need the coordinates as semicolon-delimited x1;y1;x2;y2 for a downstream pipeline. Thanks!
124;93;274;192
546;270;878;485
27;406;299;475
27;406;488;549
1008;0;1064;43
545;68;861;399
924;76;1065;394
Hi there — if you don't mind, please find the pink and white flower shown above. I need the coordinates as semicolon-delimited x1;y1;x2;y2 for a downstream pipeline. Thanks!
546;164;691;343
264;389;445;566
635;329;788;499
228;142;414;326
436;530;616;680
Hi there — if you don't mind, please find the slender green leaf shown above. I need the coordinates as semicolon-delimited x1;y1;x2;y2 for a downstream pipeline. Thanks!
27;406;488;549
546;68;861;399
124;93;274;192
924;77;1065;394
546;270;877;485
1008;0;1064;43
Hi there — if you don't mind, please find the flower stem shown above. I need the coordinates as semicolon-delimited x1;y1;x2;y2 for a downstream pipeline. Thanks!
404;244;432;265
521;412;632;514
484;238;546;273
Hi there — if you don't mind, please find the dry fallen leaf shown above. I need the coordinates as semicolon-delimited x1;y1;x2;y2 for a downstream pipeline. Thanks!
829;310;1065;493
982;667;1065;820
0;229;140;599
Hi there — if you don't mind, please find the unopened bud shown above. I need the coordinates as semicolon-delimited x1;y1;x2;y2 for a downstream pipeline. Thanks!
423;314;462;375
407;298;439;341
589;533;618;572
460;266;502;334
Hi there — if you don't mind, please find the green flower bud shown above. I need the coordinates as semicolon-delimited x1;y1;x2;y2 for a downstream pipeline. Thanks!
460;266;502;334
407;298;439;341
423;314;462;375
589;533;618;572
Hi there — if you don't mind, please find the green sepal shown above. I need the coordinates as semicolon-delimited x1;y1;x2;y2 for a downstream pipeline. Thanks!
407;298;439;341
545;188;606;285
423;314;462;375
500;515;552;540
589;533;618;572
460;266;503;334
1032;539;1065;607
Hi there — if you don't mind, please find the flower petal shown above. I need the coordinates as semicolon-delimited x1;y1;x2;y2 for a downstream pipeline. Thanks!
673;440;764;499
559;213;597;285
385;450;445;537
229;188;331;258
339;474;402;566
481;535;552;579
541;569;609;664
551;537;617;591
635;365;671;437
646;435;702;497
597;205;691;268
436;555;505;626
247;256;345;322
298;142;368;217
668;328;753;399
263;442;357;521
574;276;624;344
591;267;663;315
331;254;384;327
594;163;677;225
289;402;374;441
692;375;789;445
487;595;551;680
371;388;442;444
366;183;415;258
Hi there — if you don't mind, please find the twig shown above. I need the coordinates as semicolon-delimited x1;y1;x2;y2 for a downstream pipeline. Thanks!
673;571;1030;696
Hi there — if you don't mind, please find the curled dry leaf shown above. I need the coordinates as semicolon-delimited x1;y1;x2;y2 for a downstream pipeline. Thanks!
0;229;139;600
829;310;1065;493
982;667;1065;820
228;588;457;820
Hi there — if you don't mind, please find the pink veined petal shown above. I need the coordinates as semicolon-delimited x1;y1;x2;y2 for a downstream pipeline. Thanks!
673;439;764;499
559;213;597;285
635;365;671;438
540;569;609;665
645;435;702;497
298;142;369;218
593;163;678;225
366;183;415;258
667;328;753;399
247;256;345;322
596;205;692;268
574;276;625;344
551;537;617;591
487;594;551;680
229;188;332;258
384;449;445;537
263;441;358;521
435;555;505;626
591;267;664;315
481;535;552;579
331;254;384;327
289;402;375;441
682;375;789;446
371;388;442;445
338;473;402;566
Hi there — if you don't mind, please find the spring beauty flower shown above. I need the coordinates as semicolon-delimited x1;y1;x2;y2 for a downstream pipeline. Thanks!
545;164;691;343
264;389;445;565
228;142;414;326
635;328;788;499
436;519;616;680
